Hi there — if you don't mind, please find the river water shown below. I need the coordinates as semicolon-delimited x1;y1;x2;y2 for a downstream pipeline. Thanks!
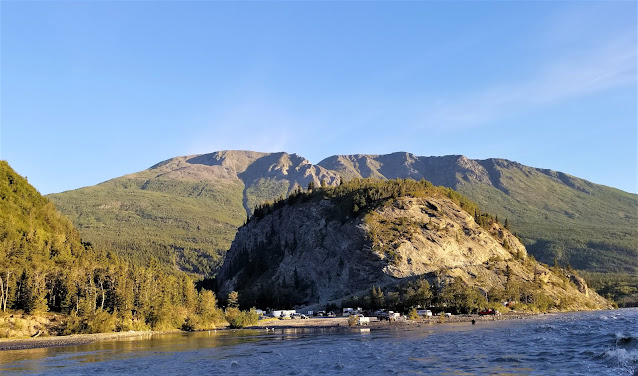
1;308;636;375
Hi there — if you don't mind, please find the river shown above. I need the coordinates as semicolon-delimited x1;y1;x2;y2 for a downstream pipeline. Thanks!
1;308;636;375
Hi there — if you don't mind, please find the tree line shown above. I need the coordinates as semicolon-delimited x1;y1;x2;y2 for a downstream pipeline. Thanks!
1;161;257;336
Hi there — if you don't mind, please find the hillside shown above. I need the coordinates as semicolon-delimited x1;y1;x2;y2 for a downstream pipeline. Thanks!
319;153;638;274
0;161;228;336
48;150;637;298
49;151;339;274
217;179;610;312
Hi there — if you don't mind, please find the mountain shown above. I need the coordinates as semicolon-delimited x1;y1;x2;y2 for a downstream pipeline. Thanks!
49;150;637;282
48;151;339;274
217;179;609;311
318;153;638;274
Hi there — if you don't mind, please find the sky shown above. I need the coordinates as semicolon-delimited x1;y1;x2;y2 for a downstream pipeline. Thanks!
1;1;636;195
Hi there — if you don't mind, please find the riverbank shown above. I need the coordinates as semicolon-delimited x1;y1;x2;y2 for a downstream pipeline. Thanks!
1;309;632;376
0;330;165;351
0;311;565;351
247;311;539;330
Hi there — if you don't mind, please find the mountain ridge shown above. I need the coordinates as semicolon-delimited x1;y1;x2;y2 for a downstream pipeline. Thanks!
48;150;638;282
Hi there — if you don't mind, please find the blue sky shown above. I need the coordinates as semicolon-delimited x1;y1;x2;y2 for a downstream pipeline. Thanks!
1;1;636;194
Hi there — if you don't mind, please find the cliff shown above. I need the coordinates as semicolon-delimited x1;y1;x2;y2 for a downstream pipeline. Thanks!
217;179;610;312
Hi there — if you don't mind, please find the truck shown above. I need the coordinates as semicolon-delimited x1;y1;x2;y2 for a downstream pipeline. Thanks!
417;309;433;317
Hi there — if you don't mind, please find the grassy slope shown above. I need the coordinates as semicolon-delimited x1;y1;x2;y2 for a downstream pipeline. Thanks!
49;175;246;275
456;163;638;273
48;165;305;275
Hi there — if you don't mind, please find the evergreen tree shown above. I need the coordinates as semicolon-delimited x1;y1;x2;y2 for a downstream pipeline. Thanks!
227;291;239;308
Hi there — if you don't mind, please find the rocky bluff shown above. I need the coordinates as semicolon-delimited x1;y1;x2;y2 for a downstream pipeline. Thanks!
217;179;609;312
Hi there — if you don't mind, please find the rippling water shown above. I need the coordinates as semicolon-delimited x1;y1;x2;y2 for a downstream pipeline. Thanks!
1;308;636;375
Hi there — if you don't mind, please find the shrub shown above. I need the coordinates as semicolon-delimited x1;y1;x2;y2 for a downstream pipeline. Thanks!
182;315;203;331
86;309;116;333
407;307;419;321
348;315;358;326
62;312;86;335
226;308;259;329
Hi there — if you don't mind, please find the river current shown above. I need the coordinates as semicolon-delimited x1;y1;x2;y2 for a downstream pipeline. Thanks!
1;308;636;375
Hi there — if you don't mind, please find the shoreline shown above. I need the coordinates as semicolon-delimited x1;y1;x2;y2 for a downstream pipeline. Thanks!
247;311;539;330
0;330;166;351
0;310;591;351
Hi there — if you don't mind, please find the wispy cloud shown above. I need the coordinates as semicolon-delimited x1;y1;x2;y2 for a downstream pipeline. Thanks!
422;34;636;129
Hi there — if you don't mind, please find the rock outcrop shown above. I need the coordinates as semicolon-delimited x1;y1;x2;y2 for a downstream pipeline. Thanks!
217;181;610;311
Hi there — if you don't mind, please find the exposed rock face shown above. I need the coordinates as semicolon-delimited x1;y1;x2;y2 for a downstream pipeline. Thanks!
368;197;526;279
319;152;637;273
218;189;609;311
217;198;386;305
150;150;341;213
567;274;589;297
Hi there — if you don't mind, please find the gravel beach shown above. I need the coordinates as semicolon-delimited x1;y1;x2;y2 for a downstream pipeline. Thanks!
0;311;540;351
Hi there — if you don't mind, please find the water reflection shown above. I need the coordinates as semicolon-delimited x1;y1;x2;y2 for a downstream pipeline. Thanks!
0;330;266;373
0;327;353;374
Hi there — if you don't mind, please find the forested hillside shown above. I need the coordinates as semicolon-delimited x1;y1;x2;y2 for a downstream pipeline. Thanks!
0;161;227;337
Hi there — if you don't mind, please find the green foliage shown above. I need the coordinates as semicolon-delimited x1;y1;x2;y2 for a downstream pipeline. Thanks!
245;178;290;217
227;291;239;308
48;176;246;275
225;307;259;329
86;309;117;333
407;307;419;320
455;168;638;276
403;278;433;308
439;277;487;314
0;161;228;336
581;272;638;307
370;285;385;309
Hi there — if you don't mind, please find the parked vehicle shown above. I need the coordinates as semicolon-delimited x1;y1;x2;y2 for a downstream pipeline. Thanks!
417;309;433;317
478;309;499;316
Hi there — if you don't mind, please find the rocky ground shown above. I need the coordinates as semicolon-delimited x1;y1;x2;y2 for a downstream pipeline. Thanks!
0;331;157;351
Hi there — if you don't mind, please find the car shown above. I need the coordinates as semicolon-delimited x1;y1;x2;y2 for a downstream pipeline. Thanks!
478;309;499;316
